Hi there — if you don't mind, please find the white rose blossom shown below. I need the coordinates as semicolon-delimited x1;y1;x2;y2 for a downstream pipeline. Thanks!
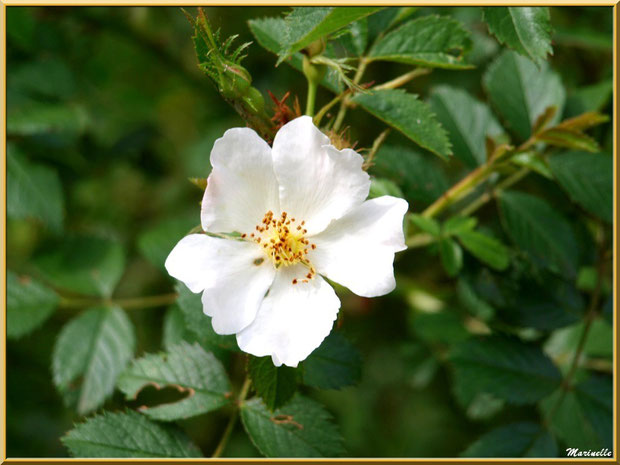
165;116;408;367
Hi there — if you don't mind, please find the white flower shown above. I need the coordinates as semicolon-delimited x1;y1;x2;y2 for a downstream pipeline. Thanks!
165;116;408;367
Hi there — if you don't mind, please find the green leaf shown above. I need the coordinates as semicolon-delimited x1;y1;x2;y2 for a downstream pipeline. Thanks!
536;127;600;152
439;238;463;277
277;7;383;63
7;145;64;232
463;392;505;421
368;15;472;69
483;7;552;64
499;191;579;277
565;79;613;117
10;57;76;99
8;101;88;136
162;304;197;350
240;395;345;457
368;177;405;200
248;17;341;93
409;213;441;236
455;230;510;271
548;151;613;223
117;341;231;421
336;19;368;56
462;422;557;457
442;216;477;236
371;145;449;205
62;410;203;458
451;336;562;405
302;332;362;390
175;282;239;351
484;50;565;141
545;318;612;364
411;310;469;346
511;151;553;178
540;375;612;450
533;110;608;153
7;270;59;339
366;7;418;45
352;89;452;159
7;7;36;51
429;86;503;167
53;306;135;414
34;235;125;297
499;273;584;331
554;26;613;52
248;356;298;411
457;278;495;321
138;215;196;271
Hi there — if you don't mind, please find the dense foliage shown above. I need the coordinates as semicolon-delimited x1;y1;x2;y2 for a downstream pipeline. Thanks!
6;6;614;458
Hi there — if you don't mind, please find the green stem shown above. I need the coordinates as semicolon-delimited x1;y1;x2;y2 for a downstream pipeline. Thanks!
458;167;530;217
59;293;178;310
363;129;390;170
306;79;318;117
212;377;252;458
406;232;435;248
544;230;605;425
421;163;495;219
314;91;348;127
333;58;368;132
372;67;430;91
404;165;529;249
420;129;542;220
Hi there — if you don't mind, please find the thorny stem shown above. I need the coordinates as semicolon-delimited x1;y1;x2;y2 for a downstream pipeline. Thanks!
59;293;178;310
543;230;606;426
212;376;252;458
333;58;368;132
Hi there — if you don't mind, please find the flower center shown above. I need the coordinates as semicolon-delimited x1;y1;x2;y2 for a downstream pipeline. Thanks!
242;211;316;284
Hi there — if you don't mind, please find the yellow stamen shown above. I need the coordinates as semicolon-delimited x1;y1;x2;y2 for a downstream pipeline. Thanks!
244;211;318;283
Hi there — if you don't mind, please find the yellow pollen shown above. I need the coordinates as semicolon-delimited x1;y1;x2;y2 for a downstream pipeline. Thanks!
244;211;318;283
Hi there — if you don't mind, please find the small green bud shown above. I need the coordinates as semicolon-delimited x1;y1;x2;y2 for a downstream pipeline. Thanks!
302;55;327;85
304;38;326;58
242;87;265;114
218;61;252;99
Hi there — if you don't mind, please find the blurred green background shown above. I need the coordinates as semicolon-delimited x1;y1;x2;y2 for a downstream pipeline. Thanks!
6;6;613;457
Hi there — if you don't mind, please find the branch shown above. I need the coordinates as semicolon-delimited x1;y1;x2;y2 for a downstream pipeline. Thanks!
363;129;390;170
212;376;252;458
59;293;178;310
372;68;431;91
543;227;607;425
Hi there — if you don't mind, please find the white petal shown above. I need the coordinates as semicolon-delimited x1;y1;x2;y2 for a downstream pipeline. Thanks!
236;265;341;367
310;196;408;298
201;244;276;335
201;127;279;234
271;116;370;235
165;234;219;293
166;235;275;334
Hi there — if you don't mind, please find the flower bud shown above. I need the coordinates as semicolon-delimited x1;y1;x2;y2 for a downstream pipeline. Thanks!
242;87;265;114
218;61;252;99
